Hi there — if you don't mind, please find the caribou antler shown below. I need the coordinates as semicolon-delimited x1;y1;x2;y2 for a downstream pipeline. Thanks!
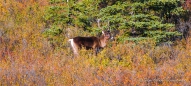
97;18;102;30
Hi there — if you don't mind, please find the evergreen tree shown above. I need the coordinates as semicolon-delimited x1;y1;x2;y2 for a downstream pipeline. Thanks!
99;0;185;43
44;0;186;44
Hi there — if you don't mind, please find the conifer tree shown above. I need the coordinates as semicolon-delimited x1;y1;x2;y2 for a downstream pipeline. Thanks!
44;0;186;44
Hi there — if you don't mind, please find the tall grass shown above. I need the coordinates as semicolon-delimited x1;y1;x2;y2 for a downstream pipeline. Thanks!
0;0;191;85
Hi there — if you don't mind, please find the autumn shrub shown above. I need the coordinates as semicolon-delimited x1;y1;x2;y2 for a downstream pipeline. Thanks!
0;0;191;86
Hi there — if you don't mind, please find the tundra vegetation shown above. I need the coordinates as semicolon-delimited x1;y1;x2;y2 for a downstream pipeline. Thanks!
0;0;191;85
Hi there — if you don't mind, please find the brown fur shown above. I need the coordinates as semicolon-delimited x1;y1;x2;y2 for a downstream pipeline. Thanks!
69;31;111;56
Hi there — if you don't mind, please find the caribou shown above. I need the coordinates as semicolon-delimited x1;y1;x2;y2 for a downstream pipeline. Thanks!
68;30;111;56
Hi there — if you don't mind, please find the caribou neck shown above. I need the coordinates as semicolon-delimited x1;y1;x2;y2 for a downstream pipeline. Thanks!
99;35;108;47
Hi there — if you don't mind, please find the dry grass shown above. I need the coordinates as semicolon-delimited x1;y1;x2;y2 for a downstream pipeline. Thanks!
0;0;191;85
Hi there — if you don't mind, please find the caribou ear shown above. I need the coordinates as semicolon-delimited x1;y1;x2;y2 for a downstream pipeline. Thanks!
102;31;105;34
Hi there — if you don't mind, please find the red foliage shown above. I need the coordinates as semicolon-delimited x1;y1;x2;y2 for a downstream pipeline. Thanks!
183;0;191;11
